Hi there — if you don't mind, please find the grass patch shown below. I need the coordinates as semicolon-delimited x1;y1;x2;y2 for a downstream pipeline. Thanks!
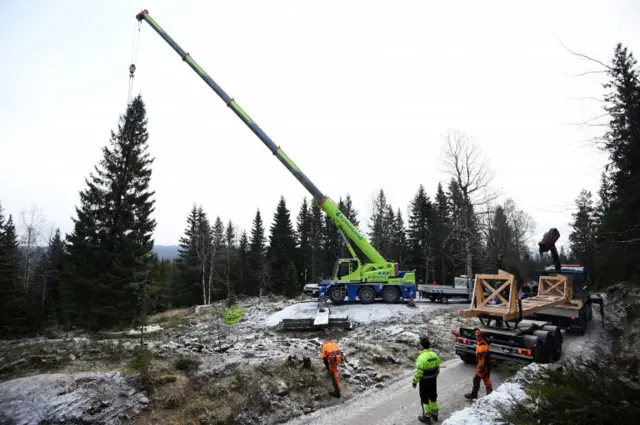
498;357;640;425
152;308;191;328
173;356;201;373
224;306;244;325
127;344;153;388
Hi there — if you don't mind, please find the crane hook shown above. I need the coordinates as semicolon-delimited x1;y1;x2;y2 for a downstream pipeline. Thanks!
129;64;136;76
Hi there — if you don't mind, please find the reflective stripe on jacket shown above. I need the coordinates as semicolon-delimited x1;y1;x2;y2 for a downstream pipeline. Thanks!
413;348;441;384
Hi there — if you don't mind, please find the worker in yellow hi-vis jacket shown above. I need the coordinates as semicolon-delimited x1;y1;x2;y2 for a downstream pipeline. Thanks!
412;336;441;424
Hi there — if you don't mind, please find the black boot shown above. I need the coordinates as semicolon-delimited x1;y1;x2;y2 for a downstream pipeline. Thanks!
418;415;431;424
328;390;341;398
465;376;480;400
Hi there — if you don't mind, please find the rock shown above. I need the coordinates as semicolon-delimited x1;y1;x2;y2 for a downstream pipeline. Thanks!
395;331;420;344
375;383;385;388
342;371;352;378
0;371;147;425
302;357;311;369
69;353;76;361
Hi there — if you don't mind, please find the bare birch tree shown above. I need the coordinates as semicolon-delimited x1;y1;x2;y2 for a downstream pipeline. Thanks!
442;130;497;276
19;204;46;289
503;198;535;258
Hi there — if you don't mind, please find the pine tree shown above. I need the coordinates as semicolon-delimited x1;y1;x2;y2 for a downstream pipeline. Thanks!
64;95;157;330
268;196;298;295
249;209;267;296
175;205;203;306
296;197;312;283
0;206;26;337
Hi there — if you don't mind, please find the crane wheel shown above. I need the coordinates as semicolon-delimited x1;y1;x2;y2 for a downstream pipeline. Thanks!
381;287;401;303
328;286;346;305
358;286;376;304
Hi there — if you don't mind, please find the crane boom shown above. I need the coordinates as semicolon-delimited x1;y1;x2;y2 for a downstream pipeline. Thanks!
135;9;386;266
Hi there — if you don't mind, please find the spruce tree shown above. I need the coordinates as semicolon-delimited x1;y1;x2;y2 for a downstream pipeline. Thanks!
224;220;236;305
236;230;250;295
296;198;312;283
368;189;388;253
323;213;341;278
597;43;640;284
389;208;407;265
308;201;326;281
249;209;266;296
447;179;467;277
268;196;298;295
407;185;434;283
282;259;300;298
0;206;26;336
175;205;203;306
569;190;597;281
64;94;156;330
209;216;226;300
486;206;516;272
31;228;65;328
343;194;359;227
434;183;451;284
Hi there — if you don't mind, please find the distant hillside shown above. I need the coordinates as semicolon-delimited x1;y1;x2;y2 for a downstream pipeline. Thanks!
153;245;179;260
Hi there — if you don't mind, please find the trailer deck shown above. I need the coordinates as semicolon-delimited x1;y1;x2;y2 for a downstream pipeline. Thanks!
461;270;579;321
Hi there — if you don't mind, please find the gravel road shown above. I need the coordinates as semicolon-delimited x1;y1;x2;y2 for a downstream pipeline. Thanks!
286;308;605;425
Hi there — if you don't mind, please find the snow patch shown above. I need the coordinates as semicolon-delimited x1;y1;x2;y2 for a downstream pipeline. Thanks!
442;365;537;425
264;301;428;327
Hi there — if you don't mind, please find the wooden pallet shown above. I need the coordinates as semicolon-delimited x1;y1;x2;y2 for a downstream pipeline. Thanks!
460;270;574;321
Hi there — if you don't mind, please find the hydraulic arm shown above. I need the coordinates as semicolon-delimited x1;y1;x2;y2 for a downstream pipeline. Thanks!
538;228;562;272
135;10;403;280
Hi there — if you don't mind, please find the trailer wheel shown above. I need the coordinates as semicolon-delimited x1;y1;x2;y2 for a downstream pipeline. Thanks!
532;330;553;364
381;287;401;303
328;286;346;305
358;286;376;304
460;353;476;365
542;325;563;361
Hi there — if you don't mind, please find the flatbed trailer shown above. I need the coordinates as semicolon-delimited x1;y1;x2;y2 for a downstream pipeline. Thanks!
418;276;473;303
453;267;604;365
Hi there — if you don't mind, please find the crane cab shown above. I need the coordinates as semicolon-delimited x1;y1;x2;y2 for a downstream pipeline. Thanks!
333;258;361;282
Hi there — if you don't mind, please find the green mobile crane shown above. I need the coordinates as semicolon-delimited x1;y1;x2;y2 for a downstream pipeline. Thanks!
135;10;416;305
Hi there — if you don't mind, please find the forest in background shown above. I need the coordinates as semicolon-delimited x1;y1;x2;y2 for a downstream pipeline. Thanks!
1;42;638;338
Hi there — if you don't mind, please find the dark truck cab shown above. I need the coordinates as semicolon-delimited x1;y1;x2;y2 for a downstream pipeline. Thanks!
453;265;604;365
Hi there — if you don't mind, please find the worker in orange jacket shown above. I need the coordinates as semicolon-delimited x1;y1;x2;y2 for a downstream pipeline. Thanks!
464;329;493;399
322;340;345;398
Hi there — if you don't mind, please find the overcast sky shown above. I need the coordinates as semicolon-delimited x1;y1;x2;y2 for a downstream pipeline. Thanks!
1;0;638;252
